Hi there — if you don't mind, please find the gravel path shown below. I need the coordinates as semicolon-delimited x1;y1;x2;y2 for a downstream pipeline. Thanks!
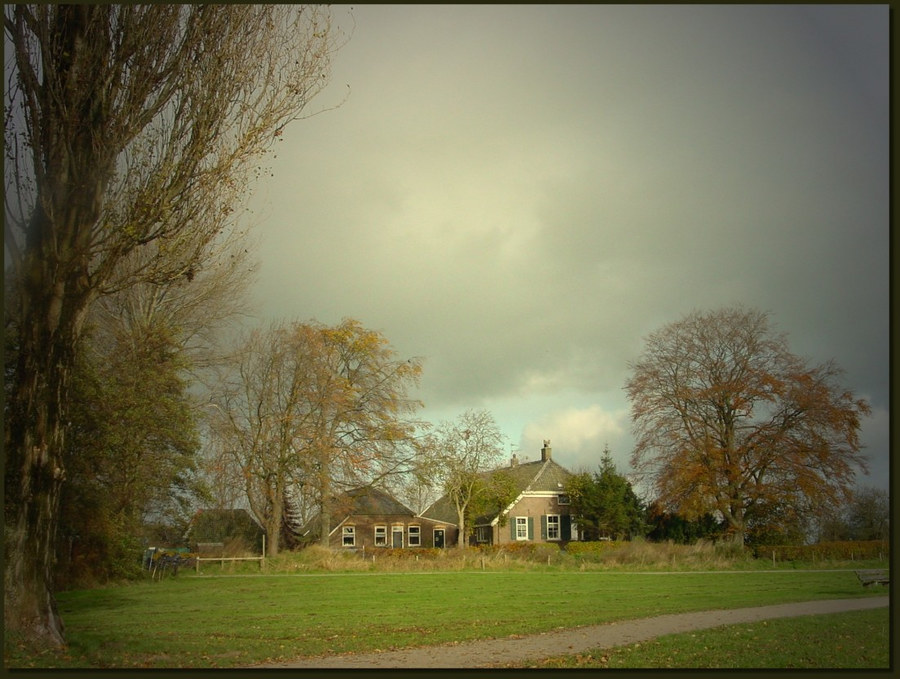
253;595;888;669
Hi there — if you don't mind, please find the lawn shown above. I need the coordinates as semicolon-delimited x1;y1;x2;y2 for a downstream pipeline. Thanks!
7;568;887;668
516;607;890;669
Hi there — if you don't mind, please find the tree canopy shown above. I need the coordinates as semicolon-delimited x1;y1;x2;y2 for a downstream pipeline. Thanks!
209;319;424;553
565;446;645;541
816;486;889;543
4;4;340;647
58;318;202;587
625;306;870;544
430;410;506;547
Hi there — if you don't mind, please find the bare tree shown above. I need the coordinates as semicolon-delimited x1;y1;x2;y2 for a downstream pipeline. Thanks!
385;465;442;516
816;486;889;543
625;306;870;545
91;227;259;380
432;410;506;547
3;5;342;647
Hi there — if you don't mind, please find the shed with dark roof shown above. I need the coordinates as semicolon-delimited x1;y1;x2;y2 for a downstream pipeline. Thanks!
297;486;456;550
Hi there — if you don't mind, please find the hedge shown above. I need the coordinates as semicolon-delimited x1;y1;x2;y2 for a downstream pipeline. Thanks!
563;541;623;559
753;540;889;562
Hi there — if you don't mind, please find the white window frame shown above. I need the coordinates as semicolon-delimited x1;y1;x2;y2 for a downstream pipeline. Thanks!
557;494;570;505
515;516;528;541
475;526;491;543
342;525;355;547
391;525;404;548
408;525;421;547
374;525;387;547
546;514;560;541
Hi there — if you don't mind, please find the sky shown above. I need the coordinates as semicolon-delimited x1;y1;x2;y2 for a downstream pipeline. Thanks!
243;5;889;494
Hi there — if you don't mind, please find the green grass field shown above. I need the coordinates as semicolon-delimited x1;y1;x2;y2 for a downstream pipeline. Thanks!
514;607;890;669
5;567;888;669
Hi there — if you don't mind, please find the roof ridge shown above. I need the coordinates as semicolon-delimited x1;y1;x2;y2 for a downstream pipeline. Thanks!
525;458;552;491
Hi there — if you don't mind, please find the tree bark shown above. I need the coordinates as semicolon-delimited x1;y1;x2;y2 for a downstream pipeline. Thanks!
5;4;338;649
456;505;467;548
319;464;332;547
4;216;94;647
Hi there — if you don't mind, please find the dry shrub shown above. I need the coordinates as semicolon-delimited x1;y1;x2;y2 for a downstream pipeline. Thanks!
266;537;761;575
565;538;750;570
565;541;621;562
266;545;369;573
754;540;889;563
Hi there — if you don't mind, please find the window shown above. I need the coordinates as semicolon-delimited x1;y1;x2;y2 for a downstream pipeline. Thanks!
342;526;355;547
374;525;387;546
557;494;570;505
515;517;528;541
408;525;421;547
546;514;560;540
475;526;491;543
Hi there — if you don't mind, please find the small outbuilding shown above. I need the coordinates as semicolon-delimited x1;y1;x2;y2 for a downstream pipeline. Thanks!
184;508;265;553
297;486;457;550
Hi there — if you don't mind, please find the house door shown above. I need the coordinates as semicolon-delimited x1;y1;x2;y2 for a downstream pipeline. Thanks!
391;526;403;548
433;529;444;549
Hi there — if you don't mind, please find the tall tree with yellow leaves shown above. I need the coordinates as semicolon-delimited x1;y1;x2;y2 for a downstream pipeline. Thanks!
209;319;425;552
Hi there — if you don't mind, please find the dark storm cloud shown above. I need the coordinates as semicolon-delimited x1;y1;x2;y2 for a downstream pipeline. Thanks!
248;5;888;485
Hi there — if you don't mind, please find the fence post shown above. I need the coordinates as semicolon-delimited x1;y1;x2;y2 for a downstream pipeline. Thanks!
772;550;775;567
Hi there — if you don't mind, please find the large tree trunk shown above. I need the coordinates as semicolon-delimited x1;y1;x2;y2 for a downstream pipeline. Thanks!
267;481;283;557
4;214;94;648
318;466;332;548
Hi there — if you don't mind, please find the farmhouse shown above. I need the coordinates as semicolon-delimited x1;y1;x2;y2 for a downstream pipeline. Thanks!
298;486;457;550
421;440;576;546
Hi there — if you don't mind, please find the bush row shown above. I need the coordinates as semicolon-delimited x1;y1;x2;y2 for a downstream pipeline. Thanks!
564;540;622;558
753;540;889;562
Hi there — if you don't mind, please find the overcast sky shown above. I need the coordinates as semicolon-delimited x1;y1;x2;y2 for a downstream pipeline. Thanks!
244;5;889;493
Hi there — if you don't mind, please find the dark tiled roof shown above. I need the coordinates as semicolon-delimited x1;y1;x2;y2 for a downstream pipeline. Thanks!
298;486;416;536
419;494;459;525
420;458;573;527
337;486;414;516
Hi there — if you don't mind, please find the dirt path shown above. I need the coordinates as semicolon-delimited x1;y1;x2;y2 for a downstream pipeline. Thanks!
253;595;888;669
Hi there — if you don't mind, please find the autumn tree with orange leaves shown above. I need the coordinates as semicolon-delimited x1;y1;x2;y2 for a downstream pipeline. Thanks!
625;307;870;545
208;319;424;553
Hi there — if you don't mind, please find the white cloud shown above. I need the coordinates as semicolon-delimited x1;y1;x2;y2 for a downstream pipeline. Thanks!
521;404;630;471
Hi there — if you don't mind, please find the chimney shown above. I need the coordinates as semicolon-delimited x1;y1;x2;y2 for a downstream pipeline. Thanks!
541;439;552;462
510;453;518;468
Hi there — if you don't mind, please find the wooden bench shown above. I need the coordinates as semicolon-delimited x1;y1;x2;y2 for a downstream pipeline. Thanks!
855;569;889;587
